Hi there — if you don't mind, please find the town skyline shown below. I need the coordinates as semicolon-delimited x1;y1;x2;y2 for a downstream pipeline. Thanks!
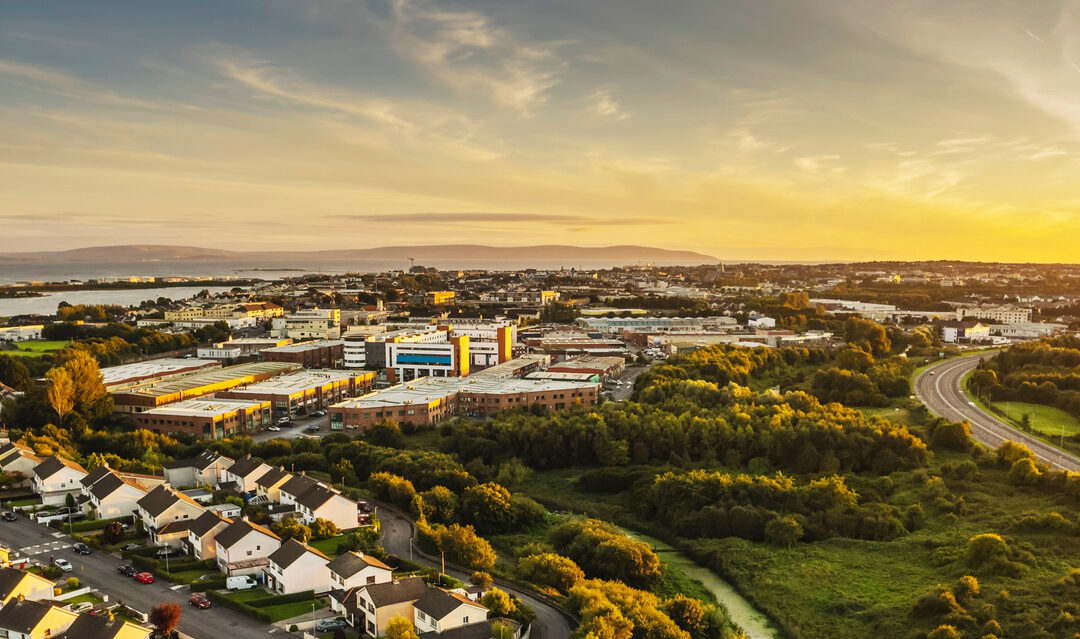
4;1;1080;262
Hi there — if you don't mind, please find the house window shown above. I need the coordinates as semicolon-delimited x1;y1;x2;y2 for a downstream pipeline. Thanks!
463;616;469;623
367;575;375;584
247;550;253;556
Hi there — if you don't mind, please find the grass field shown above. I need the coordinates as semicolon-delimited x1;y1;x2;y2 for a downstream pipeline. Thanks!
309;535;347;558
2;340;69;357
65;593;103;606
962;373;1080;456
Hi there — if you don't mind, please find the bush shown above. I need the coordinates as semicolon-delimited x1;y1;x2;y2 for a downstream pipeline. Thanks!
1007;458;1042;486
245;591;316;608
205;590;272;622
927;625;960;639
190;577;227;592
65;577;79;589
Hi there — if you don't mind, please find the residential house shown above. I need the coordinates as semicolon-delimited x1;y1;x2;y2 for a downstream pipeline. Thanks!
223;455;271;494
294;484;358;531
253;467;291;504
417;619;523;639
0;598;78;639
278;474;321;507
327;552;393;594
187;511;232;561
412;589;488;636
0;444;42;487
134;486;206;547
264;539;331;595
31;457;88;506
53;613;151;639
213;518;281;576
163;450;234;489
83;471;147;519
346;576;428;637
0;568;56;604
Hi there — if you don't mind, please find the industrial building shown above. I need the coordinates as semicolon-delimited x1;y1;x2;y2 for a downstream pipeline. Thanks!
196;337;294;360
270;308;341;340
111;361;300;413
329;376;600;430
216;369;376;419
261;340;345;368
101;358;222;392
133;398;273;439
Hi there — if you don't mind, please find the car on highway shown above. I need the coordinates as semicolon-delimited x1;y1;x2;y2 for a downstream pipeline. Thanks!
72;543;92;555
0;512;16;522
189;594;212;609
133;572;155;584
117;564;137;576
314;619;348;633
54;558;72;572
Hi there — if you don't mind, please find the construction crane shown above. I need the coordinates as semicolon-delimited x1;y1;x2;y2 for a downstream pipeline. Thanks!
407;257;415;269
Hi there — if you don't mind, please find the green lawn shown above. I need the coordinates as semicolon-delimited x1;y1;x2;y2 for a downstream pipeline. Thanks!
263;598;326;622
309;535;348;558
989;401;1080;437
65;593;103;606
222;590;269;603
3;340;69;357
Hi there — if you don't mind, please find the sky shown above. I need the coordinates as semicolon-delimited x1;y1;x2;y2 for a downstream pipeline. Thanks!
2;0;1080;262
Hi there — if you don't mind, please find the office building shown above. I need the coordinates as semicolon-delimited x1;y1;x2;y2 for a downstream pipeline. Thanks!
217;369;376;419
261;340;345;368
133;398;272;439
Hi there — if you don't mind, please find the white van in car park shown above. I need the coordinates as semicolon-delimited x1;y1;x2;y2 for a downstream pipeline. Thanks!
226;575;259;591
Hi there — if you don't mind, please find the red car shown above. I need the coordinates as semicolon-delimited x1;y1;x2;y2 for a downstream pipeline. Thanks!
133;572;155;584
189;594;211;609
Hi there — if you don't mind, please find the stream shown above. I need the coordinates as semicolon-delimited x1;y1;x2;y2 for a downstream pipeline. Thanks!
623;530;780;639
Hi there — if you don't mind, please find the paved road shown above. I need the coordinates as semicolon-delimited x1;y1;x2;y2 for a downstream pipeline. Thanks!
252;412;330;443
0;515;282;639
375;502;574;639
605;364;649;402
914;354;1080;472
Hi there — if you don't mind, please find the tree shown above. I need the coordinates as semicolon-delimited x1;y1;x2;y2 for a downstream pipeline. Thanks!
149;603;182;637
495;459;532;488
0;355;30;391
385;615;418;639
437;524;496;570
516;553;584;594
366;420;405;448
470;571;494;589
491;621;515;639
270;517;311;543
481;588;514;618
60;349;111;420
844;317;891;357
764;516;803;548
65;492;76;509
45;367;75;424
310;518;340;541
460;482;514;533
102;522;125;544
662;595;707;637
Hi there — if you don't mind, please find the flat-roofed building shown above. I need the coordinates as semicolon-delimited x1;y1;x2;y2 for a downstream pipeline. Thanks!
546;355;625;379
217;369;375;419
261;340;345;369
101;358;222;392
271;308;341;340
132;399;272;440
111;361;299;413
197;337;293;360
330;376;599;431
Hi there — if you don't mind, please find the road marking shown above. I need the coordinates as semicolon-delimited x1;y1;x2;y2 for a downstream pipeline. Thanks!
51;532;64;538
170;584;186;591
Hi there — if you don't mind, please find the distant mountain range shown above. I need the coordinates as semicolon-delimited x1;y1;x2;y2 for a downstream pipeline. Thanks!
0;244;718;268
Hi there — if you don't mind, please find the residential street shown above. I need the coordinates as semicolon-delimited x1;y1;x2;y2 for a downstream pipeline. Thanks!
0;515;287;639
375;501;574;639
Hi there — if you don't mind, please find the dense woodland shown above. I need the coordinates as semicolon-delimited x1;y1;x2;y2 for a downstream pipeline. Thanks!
974;336;1080;420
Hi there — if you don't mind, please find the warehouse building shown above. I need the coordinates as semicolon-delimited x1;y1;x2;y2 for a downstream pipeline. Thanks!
261;340;345;369
112;361;300;413
133;398;273;439
101;358;222;392
217;369;376;419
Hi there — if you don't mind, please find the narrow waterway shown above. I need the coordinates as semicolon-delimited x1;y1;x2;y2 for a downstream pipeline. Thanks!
624;530;779;639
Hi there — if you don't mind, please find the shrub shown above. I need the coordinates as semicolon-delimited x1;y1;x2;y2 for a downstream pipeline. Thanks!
65;577;79;590
1007;458;1042;486
996;441;1034;466
927;625;960;639
517;553;585;594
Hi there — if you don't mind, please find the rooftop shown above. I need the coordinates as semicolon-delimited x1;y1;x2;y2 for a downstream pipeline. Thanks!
135;398;268;418
331;376;600;410
261;340;344;354
101;358;220;387
113;361;299;399
224;370;370;396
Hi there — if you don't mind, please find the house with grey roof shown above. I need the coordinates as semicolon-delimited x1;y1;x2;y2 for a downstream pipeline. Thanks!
264;538;331;594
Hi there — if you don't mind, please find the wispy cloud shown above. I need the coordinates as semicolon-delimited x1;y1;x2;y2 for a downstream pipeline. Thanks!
0;58;174;110
585;87;629;121
383;0;565;115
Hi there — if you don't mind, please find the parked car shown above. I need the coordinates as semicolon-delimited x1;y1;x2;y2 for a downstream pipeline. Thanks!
357;501;372;513
0;512;16;522
133;572;155;584
305;425;320;433
189;594;212;609
69;602;94;614
312;410;327;417
72;543;91;555
314;619;348;633
54;558;72;572
154;547;186;559
121;543;142;551
117;564;137;576
267;425;281;432
225;575;259;591
276;416;291;425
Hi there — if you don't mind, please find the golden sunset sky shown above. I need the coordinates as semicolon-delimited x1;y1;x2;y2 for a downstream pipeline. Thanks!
2;0;1079;261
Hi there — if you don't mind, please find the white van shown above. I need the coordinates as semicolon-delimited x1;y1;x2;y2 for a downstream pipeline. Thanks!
226;575;259;591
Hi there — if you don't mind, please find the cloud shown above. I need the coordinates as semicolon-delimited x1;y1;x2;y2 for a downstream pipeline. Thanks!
794;154;841;174
330;212;668;225
383;0;565;115
0;58;173;110
585;87;629;121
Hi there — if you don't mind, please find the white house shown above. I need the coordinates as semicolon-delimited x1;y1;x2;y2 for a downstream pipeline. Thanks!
346;577;429;638
0;443;42;486
188;511;232;561
253;467;292;504
294;484;358;531
224;455;272;494
264;538;332;594
278;473;322;507
412;589;488;636
0;598;77;639
82;469;147;519
163;450;235;488
748;314;777;329
31;457;88;506
327;552;393;594
0;566;57;604
135;485;206;540
213;518;281;576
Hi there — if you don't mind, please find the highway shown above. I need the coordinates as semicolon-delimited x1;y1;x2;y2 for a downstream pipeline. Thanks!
913;354;1080;472
0;514;287;639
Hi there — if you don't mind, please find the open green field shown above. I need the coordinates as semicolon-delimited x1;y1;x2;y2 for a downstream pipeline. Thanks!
2;340;68;357
309;535;348;558
989;401;1080;437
